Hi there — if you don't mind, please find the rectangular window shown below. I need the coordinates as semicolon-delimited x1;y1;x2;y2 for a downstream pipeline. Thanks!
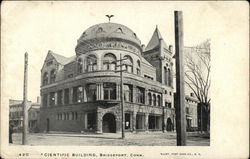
57;90;63;106
87;112;96;130
124;84;132;102
103;83;116;100
136;87;145;104
87;84;97;101
73;86;84;103
64;89;69;105
42;94;48;107
49;92;55;106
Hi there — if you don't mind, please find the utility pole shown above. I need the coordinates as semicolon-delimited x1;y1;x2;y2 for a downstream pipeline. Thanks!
115;54;128;139
22;52;28;145
174;11;187;146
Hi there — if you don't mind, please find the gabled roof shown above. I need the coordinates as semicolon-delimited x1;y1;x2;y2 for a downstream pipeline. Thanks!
145;26;168;52
48;50;71;65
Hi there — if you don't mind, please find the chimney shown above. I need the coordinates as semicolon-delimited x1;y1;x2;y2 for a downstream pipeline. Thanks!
37;96;41;104
169;45;173;52
141;44;145;52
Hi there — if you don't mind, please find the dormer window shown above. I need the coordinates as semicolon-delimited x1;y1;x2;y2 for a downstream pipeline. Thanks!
133;33;137;38
97;27;104;33
116;28;123;33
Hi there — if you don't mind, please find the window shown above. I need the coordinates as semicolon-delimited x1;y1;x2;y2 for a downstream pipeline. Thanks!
64;88;69;105
57;90;63;106
97;27;104;33
157;95;161;106
167;68;172;87
86;84;97;101
50;69;56;83
124;84;132;102
103;53;116;70
86;55;97;72
164;67;167;85
77;58;83;73
43;72;48;85
148;93;152;105
42;94;48;107
136;87;145;104
49;92;55;106
104;83;116;100
73;86;84;103
136;60;141;75
116;28;123;33
153;94;156;106
123;55;133;73
46;60;53;66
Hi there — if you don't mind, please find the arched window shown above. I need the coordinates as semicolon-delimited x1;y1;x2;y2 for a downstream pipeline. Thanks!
50;69;56;83
167;68;171;86
157;95;161;106
97;27;104;33
124;84;132;102
43;72;48;85
148;93;152;105
86;55;97;72
103;53;117;70
164;67;167;85
136;60;141;75
77;58;83;73
123;55;133;73
153;94;156;106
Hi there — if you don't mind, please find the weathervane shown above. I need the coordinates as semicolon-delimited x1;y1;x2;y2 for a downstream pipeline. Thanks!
106;15;114;22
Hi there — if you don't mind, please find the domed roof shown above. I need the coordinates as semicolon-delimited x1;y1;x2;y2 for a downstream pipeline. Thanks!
77;23;141;46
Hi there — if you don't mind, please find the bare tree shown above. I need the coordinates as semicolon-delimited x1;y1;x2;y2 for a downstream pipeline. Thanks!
184;39;211;132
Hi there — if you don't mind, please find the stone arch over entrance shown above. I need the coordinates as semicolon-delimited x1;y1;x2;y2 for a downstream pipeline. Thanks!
166;118;172;131
102;113;116;133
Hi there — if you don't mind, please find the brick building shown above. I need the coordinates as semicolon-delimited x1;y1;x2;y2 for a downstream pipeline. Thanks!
9;99;41;132
39;22;176;133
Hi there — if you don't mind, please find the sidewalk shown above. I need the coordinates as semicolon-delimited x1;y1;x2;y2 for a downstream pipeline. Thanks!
10;131;209;146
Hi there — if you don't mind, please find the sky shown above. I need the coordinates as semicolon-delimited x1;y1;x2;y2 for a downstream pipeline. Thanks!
1;1;248;103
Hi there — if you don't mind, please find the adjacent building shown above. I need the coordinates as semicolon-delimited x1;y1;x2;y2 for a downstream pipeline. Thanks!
9;98;40;132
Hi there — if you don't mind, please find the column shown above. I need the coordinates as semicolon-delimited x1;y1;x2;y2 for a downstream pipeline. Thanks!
84;113;88;130
83;86;87;102
100;83;103;100
61;90;65;105
130;112;133;131
116;83;120;100
54;92;58;106
47;93;50;107
132;86;137;103
132;111;137;133
144;89;148;105
145;113;149;132
96;84;100;100
69;88;73;104
96;110;102;133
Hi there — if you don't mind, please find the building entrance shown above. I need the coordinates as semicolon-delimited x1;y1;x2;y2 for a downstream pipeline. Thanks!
102;113;116;133
166;118;172;131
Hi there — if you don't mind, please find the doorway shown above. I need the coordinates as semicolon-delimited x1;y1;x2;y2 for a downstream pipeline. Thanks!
166;118;172;131
102;113;116;133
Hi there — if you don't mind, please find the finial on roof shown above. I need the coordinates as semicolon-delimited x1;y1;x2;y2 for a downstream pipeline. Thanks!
106;15;114;22
156;25;158;29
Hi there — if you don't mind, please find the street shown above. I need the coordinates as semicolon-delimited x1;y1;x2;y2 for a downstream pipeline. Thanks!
10;132;209;146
